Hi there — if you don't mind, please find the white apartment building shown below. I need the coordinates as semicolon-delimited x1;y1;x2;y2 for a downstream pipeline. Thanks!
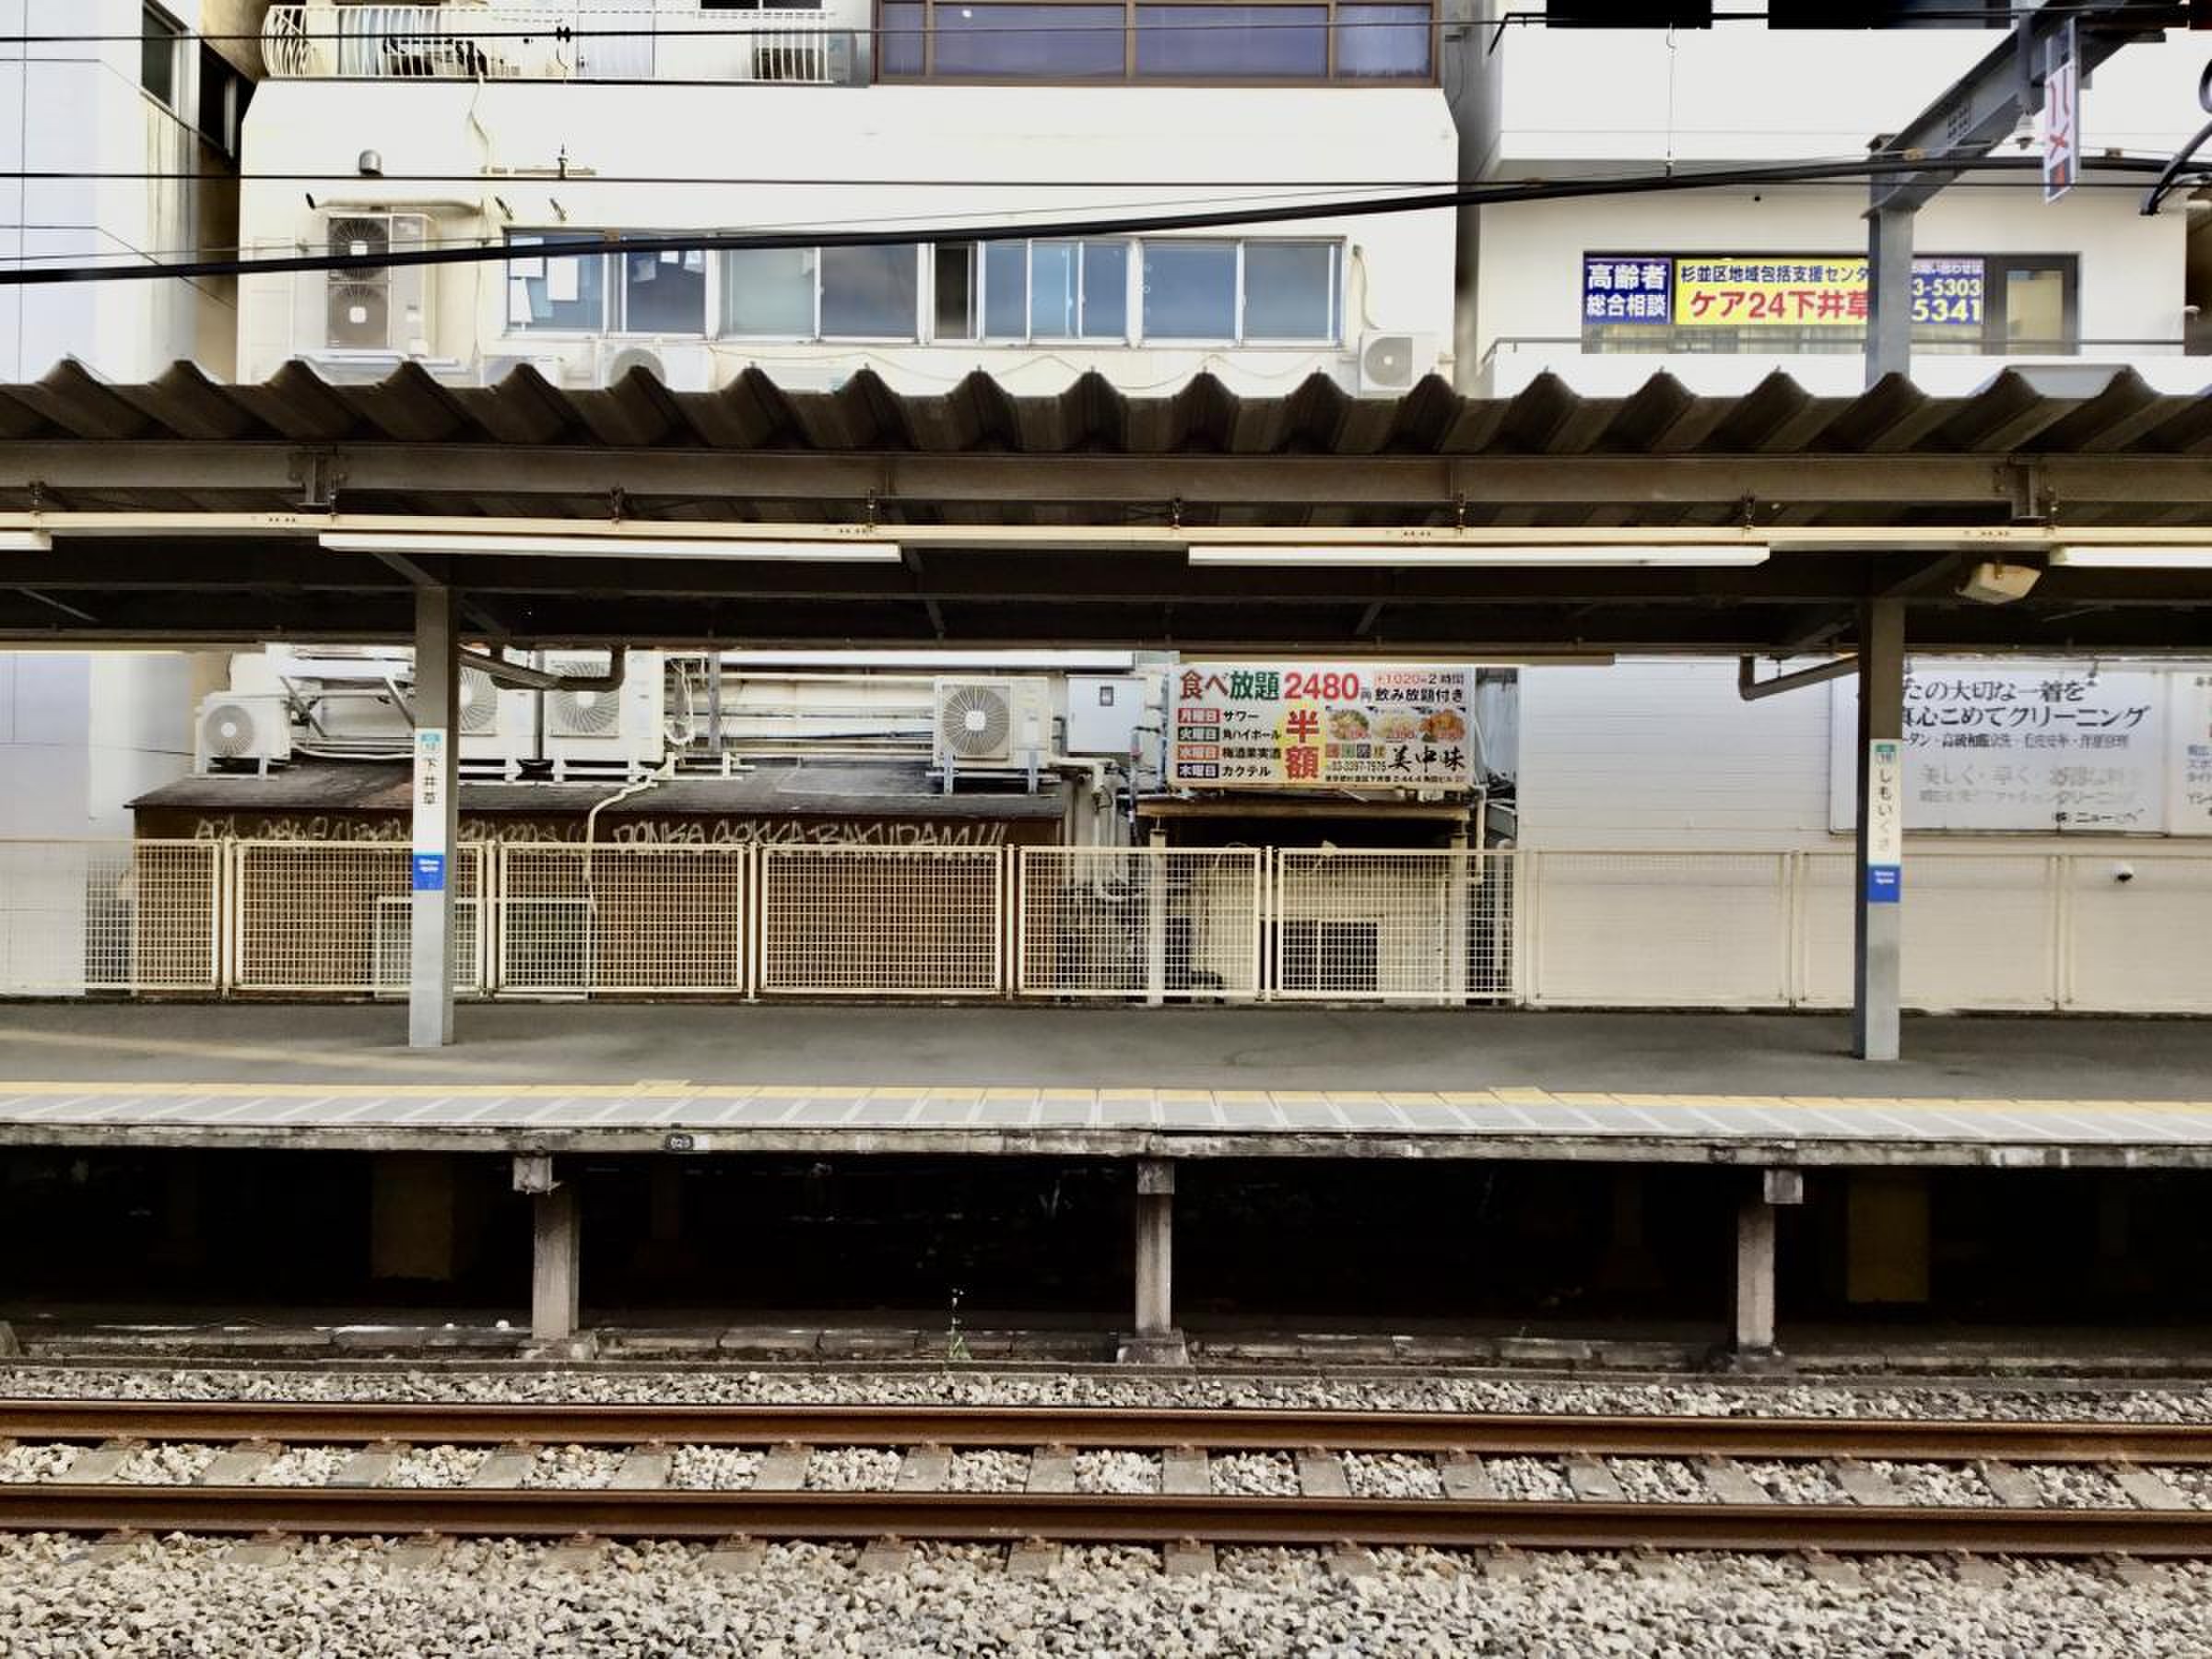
236;1;1460;395
1457;10;2212;397
0;1;259;834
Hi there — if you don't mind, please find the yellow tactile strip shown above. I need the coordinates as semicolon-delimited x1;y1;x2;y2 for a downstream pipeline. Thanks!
0;1079;2206;1120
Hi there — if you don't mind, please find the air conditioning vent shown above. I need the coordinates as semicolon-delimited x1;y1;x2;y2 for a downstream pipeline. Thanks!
538;650;667;776
602;345;665;384
1355;331;1439;396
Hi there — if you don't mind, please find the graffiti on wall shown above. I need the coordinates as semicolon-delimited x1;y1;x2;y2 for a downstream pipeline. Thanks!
183;815;1017;848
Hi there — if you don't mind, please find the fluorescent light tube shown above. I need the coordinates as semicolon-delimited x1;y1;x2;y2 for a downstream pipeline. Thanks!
0;530;53;553
321;531;902;563
2050;546;2212;571
1187;545;1769;569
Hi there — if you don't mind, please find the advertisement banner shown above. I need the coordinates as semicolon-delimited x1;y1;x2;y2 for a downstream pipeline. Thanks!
1584;255;1983;329
1170;663;1476;790
1830;667;2171;833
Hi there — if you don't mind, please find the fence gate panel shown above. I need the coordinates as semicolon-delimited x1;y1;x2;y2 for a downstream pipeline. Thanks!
1017;847;1264;1001
1272;849;1515;1004
0;840;222;995
232;841;484;995
758;846;1004;996
498;844;748;995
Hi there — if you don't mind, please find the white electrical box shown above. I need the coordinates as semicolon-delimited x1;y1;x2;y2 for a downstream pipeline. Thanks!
1064;676;1147;756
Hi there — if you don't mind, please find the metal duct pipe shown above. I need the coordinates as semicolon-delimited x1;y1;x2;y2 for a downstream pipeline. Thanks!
1738;654;1858;701
458;648;627;693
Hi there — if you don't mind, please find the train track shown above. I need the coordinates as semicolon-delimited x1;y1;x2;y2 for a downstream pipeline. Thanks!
4;1400;2211;1559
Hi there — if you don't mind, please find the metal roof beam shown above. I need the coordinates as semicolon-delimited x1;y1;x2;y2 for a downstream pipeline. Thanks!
6;445;2211;511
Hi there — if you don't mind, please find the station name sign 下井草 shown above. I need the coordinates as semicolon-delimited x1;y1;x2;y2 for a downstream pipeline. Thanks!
1582;255;1984;328
1170;663;1476;790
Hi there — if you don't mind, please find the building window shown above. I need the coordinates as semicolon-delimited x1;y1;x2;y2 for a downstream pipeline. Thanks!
820;244;923;338
1143;241;1239;340
504;235;608;333
1134;6;1328;77
1577;253;2078;357
196;44;251;159
877;0;1437;82
1335;4;1431;77
141;5;183;109
1142;240;1339;344
723;248;818;336
617;240;709;335
937;240;1132;343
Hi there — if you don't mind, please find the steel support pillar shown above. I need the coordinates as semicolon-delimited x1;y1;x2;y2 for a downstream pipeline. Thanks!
408;586;459;1048
1853;599;1906;1061
1122;1159;1186;1365
1865;205;1914;386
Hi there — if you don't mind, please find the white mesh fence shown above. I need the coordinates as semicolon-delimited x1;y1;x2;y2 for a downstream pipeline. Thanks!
758;846;1005;996
0;840;221;994
497;845;748;995
1273;849;1516;1004
231;841;485;994
1017;848;1264;1001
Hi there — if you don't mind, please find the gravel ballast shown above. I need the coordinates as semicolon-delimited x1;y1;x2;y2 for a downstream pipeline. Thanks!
1;1535;2206;1657
8;1363;2212;1425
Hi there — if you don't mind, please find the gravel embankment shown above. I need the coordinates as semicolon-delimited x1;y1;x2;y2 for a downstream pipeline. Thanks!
1;1535;2205;1657
8;1364;2212;1425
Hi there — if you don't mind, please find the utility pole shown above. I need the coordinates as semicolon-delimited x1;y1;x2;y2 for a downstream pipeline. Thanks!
1861;1;2173;387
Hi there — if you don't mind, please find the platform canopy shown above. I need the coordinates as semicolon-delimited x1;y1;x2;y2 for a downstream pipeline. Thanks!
2;359;2210;653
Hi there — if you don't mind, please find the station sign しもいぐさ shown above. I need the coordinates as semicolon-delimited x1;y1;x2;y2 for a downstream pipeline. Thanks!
1581;255;1983;329
1170;663;1476;790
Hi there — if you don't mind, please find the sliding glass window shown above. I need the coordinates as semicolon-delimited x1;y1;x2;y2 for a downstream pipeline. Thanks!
504;234;607;333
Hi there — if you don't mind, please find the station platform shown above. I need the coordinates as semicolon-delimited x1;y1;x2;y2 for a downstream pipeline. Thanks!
1;1004;2209;1167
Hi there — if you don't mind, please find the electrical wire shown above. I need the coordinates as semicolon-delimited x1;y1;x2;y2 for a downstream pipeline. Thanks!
0;151;2194;288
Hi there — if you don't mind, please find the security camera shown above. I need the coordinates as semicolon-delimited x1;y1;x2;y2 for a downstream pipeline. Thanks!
2114;863;2136;884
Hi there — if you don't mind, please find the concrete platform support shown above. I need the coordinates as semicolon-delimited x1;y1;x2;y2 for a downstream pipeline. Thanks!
516;1155;583;1350
1122;1159;1186;1365
408;586;459;1050
369;1153;456;1282
1732;1169;1804;1360
1853;598;1906;1061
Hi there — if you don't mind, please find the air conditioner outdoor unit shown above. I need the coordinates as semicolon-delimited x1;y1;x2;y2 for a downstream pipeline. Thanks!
455;657;538;776
194;692;294;774
934;677;1053;779
1355;331;1439;396
541;649;666;776
594;340;715;393
325;213;432;356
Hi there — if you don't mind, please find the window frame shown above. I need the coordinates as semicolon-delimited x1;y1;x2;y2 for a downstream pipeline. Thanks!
1136;237;1343;347
140;4;184;111
501;233;613;337
875;0;1438;85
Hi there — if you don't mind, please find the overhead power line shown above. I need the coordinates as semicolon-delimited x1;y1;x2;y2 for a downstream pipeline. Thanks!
0;151;2188;290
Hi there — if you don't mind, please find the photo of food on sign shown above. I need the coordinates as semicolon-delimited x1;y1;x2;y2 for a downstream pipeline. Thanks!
1170;662;1477;789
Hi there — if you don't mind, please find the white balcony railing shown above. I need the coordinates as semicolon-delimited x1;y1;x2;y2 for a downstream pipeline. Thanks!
262;5;856;85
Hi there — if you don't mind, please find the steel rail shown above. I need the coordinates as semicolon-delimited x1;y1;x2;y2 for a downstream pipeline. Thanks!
2;1486;2209;1557
4;1400;2209;1463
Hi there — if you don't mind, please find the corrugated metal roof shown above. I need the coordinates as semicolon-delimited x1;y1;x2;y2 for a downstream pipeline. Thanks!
134;761;1070;819
5;358;2209;460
